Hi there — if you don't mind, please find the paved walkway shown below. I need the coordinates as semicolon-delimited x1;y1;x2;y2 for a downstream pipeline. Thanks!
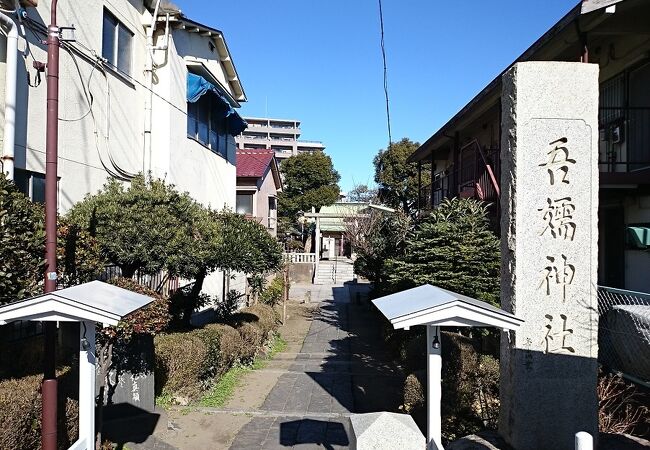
229;283;403;449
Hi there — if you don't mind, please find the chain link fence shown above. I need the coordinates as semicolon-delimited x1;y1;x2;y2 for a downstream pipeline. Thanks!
598;286;650;385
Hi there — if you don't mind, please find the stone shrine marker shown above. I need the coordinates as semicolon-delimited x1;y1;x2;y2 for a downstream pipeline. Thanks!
499;62;599;450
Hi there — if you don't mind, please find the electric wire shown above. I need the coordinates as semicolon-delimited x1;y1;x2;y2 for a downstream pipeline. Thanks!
378;0;392;148
24;17;138;180
21;15;238;180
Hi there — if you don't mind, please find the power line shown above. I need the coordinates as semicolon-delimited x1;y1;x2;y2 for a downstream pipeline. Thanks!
378;0;392;149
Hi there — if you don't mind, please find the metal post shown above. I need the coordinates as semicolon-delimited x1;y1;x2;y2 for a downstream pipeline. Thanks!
430;153;435;207
314;217;320;283
43;1;60;449
426;325;442;450
79;321;96;449
417;160;422;212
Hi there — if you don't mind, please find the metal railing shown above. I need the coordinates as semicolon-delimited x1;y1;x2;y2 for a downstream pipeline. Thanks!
283;252;316;264
597;285;650;385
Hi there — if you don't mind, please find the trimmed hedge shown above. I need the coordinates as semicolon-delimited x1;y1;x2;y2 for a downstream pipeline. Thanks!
154;332;207;399
0;367;78;450
154;303;280;403
230;304;278;338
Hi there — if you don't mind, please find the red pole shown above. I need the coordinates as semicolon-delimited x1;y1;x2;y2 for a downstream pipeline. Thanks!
43;1;60;449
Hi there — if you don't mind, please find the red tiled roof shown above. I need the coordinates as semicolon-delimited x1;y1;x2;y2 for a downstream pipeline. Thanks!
236;149;275;178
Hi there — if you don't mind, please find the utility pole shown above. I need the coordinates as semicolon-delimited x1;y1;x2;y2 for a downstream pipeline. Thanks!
43;1;60;449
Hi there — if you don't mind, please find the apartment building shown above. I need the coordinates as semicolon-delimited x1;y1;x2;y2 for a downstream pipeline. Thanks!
409;0;650;292
0;0;248;297
235;116;325;161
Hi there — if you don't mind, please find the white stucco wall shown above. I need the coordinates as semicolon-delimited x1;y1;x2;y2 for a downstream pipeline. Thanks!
624;194;650;292
0;0;150;211
151;30;237;210
0;1;245;298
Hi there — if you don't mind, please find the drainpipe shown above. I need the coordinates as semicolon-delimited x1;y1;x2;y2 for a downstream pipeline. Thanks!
0;12;17;180
143;0;169;175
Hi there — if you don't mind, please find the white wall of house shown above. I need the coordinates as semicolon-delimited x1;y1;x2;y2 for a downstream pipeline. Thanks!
0;0;150;211
624;194;650;292
150;29;237;210
255;166;279;234
0;1;245;300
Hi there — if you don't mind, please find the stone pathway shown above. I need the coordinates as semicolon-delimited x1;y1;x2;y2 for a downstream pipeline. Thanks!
229;283;403;449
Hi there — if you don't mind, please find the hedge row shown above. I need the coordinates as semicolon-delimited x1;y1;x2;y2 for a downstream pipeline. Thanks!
154;303;278;402
0;367;79;450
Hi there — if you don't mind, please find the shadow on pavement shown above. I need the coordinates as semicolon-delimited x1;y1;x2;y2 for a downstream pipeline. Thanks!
101;403;162;449
280;418;349;449
304;282;404;414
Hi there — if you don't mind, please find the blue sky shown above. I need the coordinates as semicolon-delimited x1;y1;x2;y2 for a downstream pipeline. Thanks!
179;0;578;192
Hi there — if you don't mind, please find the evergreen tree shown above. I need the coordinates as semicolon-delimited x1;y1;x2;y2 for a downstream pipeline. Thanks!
278;152;340;218
385;198;500;305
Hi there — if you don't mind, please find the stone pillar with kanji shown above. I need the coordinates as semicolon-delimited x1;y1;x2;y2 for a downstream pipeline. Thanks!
499;61;599;450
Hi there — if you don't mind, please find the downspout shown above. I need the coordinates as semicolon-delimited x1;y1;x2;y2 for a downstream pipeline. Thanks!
143;1;169;175
0;12;17;180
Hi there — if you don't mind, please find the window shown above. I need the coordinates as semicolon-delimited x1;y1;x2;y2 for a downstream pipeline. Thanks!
187;94;231;158
14;169;46;203
268;196;277;211
102;10;133;76
236;193;254;215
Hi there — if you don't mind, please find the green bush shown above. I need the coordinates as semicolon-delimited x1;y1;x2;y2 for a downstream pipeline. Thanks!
154;332;207;400
440;332;498;442
215;289;242;321
0;367;78;450
385;198;500;305
402;371;425;413
238;304;278;335
237;322;264;362
57;218;105;288
193;323;244;379
259;275;286;307
0;173;45;305
208;324;244;369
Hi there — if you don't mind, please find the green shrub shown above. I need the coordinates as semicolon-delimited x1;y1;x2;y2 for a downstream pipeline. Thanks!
0;173;45;305
237;322;264;362
230;304;278;338
385;198;500;305
0;368;78;450
259;275;286;307
402;371;425;413
168;289;211;329
154;332;207;400
440;332;496;442
57;218;105;288
192;323;245;379
215;289;243;321
204;324;245;371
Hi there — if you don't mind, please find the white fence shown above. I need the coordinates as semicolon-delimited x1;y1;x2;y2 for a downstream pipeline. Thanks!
283;252;316;264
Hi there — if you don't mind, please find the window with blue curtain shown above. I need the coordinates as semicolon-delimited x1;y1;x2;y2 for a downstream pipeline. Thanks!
186;94;230;158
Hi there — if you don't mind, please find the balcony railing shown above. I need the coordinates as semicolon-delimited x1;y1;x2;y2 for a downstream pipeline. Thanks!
418;146;499;211
599;107;650;175
283;252;316;264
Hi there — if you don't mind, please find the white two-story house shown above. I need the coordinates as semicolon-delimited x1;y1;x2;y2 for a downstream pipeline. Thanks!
0;0;248;298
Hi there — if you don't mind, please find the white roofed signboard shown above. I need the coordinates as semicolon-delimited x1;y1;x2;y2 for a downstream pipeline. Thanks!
372;284;523;331
0;280;154;326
